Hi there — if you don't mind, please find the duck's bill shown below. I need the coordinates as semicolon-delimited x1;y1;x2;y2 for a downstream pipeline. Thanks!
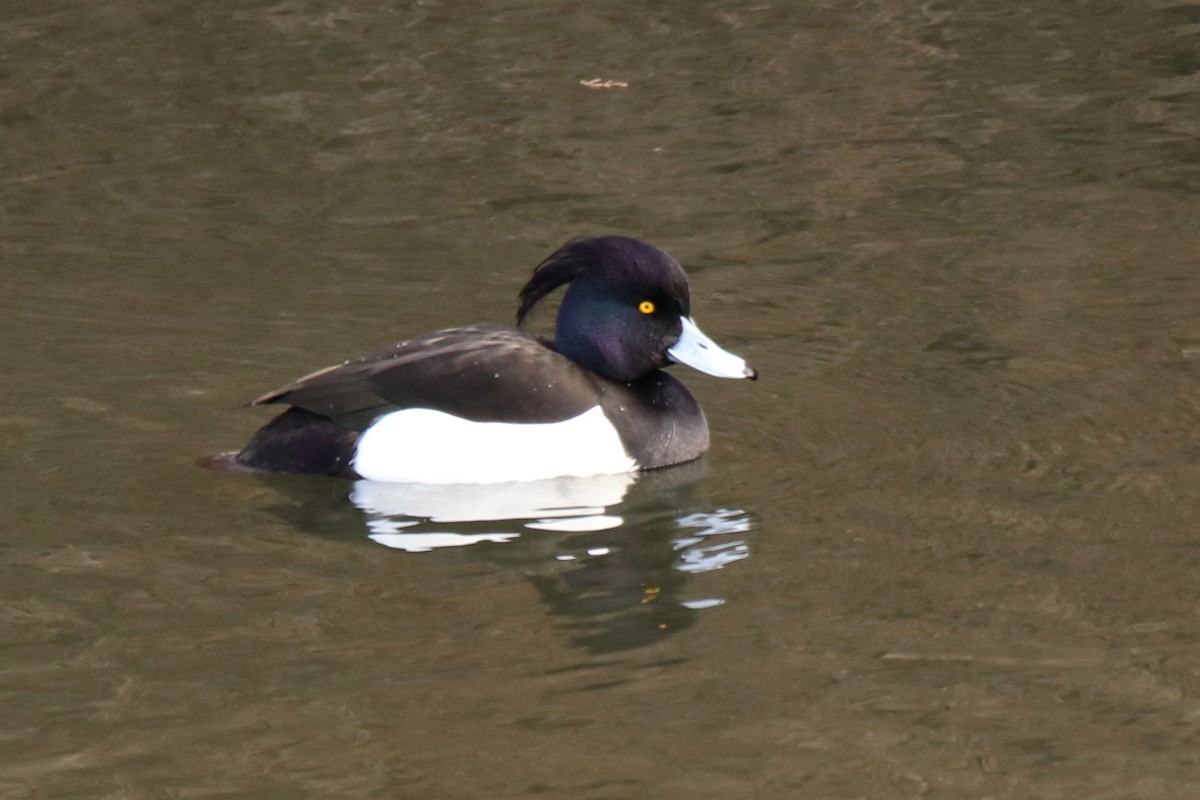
668;316;758;380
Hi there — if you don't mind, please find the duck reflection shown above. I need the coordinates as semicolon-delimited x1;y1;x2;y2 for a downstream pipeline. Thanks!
520;505;751;652
237;460;754;653
351;472;635;550
351;461;754;653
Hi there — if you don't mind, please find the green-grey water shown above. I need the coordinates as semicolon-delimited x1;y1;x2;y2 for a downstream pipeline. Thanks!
4;2;1200;797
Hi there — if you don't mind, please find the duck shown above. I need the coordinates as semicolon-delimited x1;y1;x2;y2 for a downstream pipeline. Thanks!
232;236;757;484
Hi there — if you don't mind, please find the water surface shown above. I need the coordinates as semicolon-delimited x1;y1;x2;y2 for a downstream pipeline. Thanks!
3;1;1200;797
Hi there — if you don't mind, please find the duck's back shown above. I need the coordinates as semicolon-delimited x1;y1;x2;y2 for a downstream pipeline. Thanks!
235;326;630;481
255;326;598;426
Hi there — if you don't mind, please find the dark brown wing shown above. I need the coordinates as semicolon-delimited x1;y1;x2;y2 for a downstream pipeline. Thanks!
252;325;600;430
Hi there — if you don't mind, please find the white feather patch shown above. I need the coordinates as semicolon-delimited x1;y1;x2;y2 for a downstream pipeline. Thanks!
352;406;636;484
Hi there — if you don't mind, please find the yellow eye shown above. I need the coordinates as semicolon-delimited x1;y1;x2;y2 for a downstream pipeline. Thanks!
638;300;656;314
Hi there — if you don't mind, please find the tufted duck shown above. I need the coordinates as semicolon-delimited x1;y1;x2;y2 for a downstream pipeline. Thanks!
231;236;756;483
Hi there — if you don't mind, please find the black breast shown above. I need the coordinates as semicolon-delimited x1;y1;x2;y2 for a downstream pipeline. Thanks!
596;372;710;470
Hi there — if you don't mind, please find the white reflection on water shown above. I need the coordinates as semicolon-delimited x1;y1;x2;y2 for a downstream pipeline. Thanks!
346;474;755;622
351;473;634;550
365;527;521;553
673;509;753;573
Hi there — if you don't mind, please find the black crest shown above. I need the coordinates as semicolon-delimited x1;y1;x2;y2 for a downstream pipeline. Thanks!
517;237;593;324
516;236;689;324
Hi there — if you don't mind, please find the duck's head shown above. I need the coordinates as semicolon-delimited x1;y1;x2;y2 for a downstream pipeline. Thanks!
517;236;758;383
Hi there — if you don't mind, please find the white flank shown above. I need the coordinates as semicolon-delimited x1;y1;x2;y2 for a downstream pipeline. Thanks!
352;406;636;484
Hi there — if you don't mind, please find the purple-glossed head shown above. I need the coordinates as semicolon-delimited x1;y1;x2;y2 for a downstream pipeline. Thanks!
518;236;757;383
